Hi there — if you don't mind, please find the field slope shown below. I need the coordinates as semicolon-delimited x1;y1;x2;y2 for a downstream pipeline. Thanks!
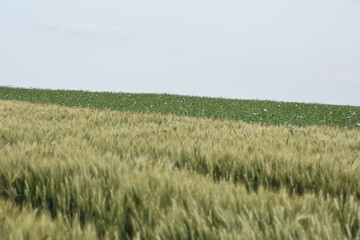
0;100;359;239
1;86;359;128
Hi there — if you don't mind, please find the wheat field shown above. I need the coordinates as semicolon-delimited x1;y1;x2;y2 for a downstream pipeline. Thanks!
0;100;359;239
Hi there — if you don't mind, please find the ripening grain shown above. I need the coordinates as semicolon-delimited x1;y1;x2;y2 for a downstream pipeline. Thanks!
0;100;359;239
0;200;100;240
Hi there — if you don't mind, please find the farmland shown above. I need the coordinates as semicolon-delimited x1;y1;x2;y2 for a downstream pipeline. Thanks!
0;86;359;128
0;99;359;239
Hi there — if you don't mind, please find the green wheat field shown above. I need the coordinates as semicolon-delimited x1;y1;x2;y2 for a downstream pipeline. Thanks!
0;87;359;240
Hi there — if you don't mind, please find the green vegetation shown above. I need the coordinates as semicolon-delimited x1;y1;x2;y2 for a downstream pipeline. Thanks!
1;100;359;239
0;86;359;128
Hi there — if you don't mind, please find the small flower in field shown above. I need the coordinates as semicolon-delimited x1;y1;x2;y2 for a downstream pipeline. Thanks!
329;112;333;115
352;112;357;116
356;123;360;127
252;112;257;116
264;108;268;112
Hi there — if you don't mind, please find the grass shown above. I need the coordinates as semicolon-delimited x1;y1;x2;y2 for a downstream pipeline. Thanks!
0;100;359;239
0;86;359;128
0;200;100;240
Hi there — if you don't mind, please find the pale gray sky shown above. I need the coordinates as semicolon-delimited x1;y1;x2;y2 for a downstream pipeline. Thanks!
1;0;359;106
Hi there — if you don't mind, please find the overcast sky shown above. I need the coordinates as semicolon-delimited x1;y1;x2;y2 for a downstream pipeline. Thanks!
1;0;359;106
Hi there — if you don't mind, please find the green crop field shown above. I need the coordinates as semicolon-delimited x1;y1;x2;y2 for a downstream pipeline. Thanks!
0;86;359;128
0;87;359;239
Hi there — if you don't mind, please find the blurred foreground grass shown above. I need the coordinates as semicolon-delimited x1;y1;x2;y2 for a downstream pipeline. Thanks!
0;100;359;239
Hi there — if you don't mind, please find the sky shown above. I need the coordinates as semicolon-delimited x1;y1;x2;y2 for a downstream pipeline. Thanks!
0;0;359;106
